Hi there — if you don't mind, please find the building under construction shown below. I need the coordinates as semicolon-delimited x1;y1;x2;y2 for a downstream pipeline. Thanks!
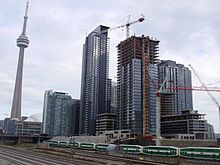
160;93;175;116
161;110;214;139
117;35;159;135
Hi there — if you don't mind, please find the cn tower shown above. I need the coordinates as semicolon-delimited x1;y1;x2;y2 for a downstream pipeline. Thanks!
10;1;30;120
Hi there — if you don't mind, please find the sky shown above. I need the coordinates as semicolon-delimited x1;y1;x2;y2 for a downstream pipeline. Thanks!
0;0;220;132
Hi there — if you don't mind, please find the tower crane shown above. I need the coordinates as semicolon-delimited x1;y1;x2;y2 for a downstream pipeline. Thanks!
107;15;145;38
155;77;168;146
153;77;220;146
167;86;220;92
188;64;220;129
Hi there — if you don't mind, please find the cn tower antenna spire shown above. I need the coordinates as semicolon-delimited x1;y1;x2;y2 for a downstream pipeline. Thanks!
25;1;29;17
22;1;29;35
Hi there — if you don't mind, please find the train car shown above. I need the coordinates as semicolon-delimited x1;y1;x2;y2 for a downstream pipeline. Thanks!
80;142;96;150
59;141;69;148
48;140;59;147
42;140;49;144
95;143;109;152
143;146;178;157
69;141;80;148
180;147;220;160
120;144;143;154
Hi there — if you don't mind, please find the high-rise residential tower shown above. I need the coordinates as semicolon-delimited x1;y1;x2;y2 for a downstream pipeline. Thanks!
80;25;111;135
158;60;193;114
68;99;80;136
11;1;30;120
42;90;71;136
111;82;117;113
117;35;159;135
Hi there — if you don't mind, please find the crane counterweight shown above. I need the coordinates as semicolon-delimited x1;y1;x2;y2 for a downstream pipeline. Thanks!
139;17;145;22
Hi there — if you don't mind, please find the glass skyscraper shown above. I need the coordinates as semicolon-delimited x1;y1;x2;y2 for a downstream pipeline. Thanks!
42;90;71;136
68;99;80;136
149;64;158;135
80;25;111;135
117;35;159;135
158;60;193;114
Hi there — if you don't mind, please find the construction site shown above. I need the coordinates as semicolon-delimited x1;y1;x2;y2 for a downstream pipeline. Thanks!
110;15;220;146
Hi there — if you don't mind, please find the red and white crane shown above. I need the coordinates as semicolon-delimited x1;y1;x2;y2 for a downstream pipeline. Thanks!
188;64;220;129
167;86;220;92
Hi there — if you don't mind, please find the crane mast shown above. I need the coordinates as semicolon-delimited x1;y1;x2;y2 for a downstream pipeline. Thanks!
155;77;168;146
189;64;220;129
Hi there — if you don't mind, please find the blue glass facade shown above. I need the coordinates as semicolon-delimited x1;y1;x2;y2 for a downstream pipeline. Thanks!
117;36;159;135
158;60;193;114
42;90;71;136
131;59;143;134
80;25;111;135
149;64;158;135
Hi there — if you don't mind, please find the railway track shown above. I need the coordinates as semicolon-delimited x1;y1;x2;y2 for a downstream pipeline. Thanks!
0;145;102;165
72;149;168;165
35;146;168;165
0;144;167;165
2;144;220;165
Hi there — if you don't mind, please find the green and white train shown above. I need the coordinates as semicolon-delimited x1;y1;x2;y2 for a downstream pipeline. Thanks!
44;140;220;161
180;147;220;160
120;144;143;154
143;146;178;157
